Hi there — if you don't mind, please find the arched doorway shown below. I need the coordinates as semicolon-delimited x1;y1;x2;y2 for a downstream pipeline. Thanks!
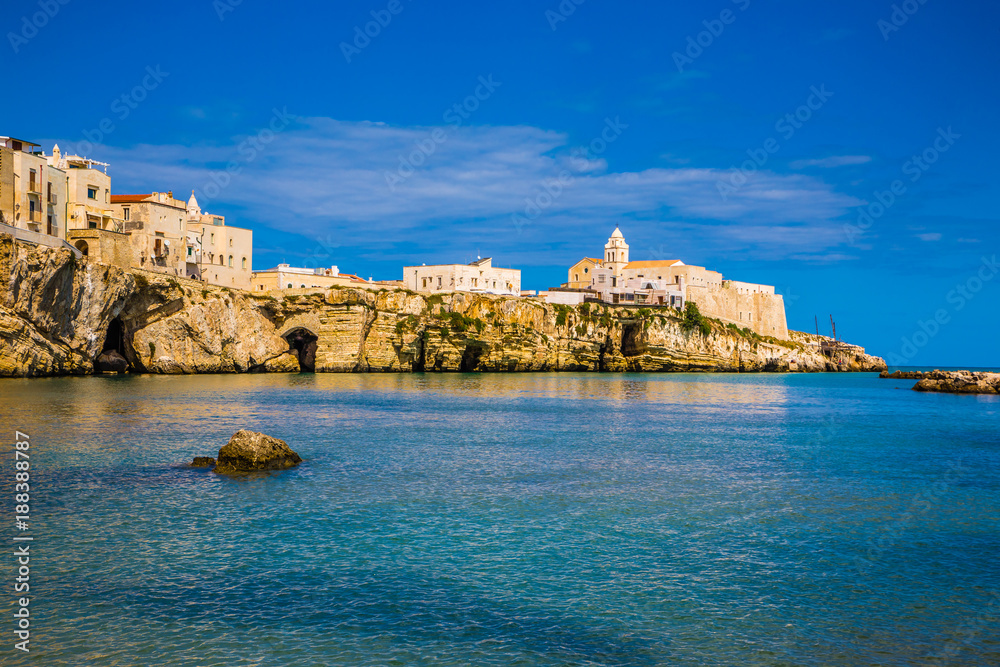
74;240;89;256
283;328;319;372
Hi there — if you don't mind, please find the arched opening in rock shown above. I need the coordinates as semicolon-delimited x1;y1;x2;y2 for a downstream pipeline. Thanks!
74;240;89;256
95;316;130;374
620;321;647;357
460;340;489;372
284;328;319;372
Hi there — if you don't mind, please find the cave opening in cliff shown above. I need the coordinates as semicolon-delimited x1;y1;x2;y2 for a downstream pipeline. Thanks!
620;321;647;357
284;328;319;373
94;317;130;374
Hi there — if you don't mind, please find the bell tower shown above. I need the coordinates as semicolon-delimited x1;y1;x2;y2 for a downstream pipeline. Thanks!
604;226;629;276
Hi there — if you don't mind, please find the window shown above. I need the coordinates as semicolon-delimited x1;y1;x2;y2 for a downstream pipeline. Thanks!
229;239;233;247
187;247;192;257
122;207;130;221
87;186;98;200
241;257;247;269
219;256;224;266
437;276;442;288
287;283;293;289
46;215;53;235
584;267;589;274
210;233;215;243
228;255;233;267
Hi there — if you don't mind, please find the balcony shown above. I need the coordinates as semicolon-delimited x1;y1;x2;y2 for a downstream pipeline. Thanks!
27;179;42;194
47;192;58;205
27;209;42;223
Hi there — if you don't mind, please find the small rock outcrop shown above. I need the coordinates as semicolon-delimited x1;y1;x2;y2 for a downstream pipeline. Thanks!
95;350;129;374
879;370;929;379
212;430;302;474
191;457;216;467
912;371;1000;395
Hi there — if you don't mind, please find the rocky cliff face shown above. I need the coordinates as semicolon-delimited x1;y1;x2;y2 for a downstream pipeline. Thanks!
0;235;887;377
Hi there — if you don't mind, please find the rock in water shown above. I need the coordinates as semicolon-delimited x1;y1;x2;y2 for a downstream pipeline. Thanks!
213;430;302;474
95;350;129;374
912;370;1000;395
191;457;216;467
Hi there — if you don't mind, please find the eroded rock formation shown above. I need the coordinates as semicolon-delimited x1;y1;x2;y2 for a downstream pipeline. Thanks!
213;430;302;474
0;235;888;377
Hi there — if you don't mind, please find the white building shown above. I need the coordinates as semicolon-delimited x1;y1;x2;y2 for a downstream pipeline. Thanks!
404;257;520;296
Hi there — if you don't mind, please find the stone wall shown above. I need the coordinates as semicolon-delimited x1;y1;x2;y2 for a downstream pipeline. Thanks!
688;285;788;339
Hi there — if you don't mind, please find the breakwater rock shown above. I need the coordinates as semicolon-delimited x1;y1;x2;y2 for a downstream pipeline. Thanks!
0;235;887;377
912;371;1000;395
879;370;929;379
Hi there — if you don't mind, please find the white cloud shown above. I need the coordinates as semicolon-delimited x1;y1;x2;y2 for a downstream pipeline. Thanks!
916;233;942;242
790;155;872;169
73;117;863;264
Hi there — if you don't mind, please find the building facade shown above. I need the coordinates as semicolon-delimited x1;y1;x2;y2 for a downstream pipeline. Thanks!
251;264;371;291
1;137;70;239
404;257;520;296
565;227;788;338
183;193;253;288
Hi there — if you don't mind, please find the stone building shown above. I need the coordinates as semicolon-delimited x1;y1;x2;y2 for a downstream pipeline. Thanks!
565;227;788;339
404;257;520;296
110;192;188;277
251;264;372;292
0;137;70;240
183;193;253;289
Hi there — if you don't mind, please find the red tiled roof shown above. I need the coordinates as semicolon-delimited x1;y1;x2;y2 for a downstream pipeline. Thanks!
110;194;153;203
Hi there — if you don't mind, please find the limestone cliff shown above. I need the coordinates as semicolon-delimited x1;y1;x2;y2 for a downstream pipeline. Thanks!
0;236;887;377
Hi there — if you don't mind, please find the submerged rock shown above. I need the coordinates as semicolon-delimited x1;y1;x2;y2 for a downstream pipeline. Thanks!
191;456;216;467
213;430;302;474
913;371;1000;395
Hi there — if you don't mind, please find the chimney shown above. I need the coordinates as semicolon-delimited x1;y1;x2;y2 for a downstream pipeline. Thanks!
167;190;173;199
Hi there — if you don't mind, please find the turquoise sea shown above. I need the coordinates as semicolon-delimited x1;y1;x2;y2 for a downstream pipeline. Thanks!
1;372;998;666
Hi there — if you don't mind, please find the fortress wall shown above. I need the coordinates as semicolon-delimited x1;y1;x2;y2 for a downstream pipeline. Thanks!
688;286;788;339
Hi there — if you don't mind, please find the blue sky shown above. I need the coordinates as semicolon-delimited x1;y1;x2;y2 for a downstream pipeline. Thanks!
4;0;999;366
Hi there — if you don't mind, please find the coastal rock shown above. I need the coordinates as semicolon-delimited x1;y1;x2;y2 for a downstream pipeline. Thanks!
213;430;302;474
0;234;888;377
880;370;929;379
191;456;217;467
912;371;1000;395
95;350;129;374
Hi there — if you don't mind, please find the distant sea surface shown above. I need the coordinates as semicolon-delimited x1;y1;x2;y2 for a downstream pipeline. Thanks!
1;372;998;666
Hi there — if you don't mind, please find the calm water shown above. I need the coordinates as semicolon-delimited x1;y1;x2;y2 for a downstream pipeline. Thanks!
1;372;998;666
